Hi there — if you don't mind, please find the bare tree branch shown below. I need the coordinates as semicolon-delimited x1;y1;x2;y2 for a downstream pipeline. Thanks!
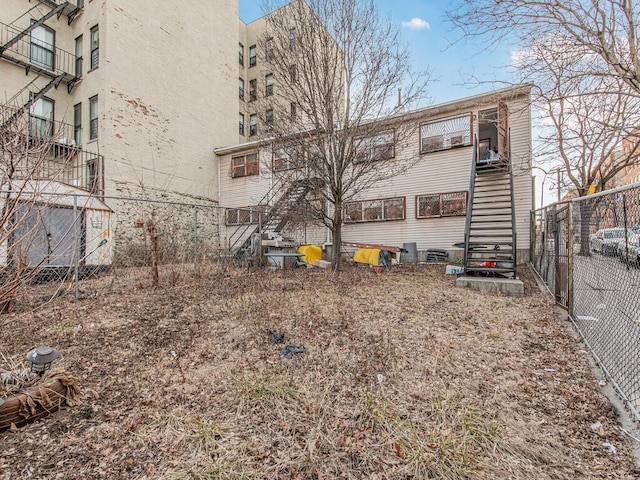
256;0;431;270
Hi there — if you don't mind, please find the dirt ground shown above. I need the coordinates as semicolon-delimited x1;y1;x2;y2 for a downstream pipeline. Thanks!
1;264;639;479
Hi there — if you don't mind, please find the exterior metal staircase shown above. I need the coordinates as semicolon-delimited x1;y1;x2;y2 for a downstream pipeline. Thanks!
0;2;83;92
463;135;517;278
0;3;67;56
229;176;319;260
0;74;64;131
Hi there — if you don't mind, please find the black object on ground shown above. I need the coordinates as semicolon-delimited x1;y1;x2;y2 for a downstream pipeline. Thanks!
426;249;449;263
268;330;285;344
281;345;305;359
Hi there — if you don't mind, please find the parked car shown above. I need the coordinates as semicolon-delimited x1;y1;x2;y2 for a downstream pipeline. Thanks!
619;234;640;267
589;227;627;256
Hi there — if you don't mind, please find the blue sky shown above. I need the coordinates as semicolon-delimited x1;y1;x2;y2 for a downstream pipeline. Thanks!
238;0;513;106
237;1;557;206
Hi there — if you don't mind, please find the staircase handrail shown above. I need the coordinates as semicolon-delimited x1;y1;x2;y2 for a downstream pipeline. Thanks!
227;170;316;254
0;21;78;80
227;172;291;253
508;128;517;266
463;135;478;268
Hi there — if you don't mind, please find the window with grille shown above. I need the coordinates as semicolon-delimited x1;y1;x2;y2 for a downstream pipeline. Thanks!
354;130;395;162
416;191;467;218
273;145;303;171
239;78;245;100
265;109;274;126
238;43;244;66
226;206;264;225
239;113;245;136
420;114;471;154
231;153;259;178
344;197;405;223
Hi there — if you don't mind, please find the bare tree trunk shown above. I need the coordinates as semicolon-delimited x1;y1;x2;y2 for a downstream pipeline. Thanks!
146;211;160;286
331;200;343;272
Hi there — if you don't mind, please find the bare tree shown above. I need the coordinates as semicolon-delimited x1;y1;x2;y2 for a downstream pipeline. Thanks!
0;104;82;311
512;35;640;253
448;0;640;96
449;0;640;254
257;0;431;270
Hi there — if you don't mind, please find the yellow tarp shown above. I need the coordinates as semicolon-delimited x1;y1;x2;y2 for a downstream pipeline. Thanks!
297;244;322;265
353;248;381;266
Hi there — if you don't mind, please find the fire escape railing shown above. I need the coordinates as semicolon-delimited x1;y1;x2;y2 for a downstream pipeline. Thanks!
1;104;104;195
0;21;79;88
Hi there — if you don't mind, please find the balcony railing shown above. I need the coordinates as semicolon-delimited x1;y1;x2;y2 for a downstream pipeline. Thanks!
36;0;84;20
0;22;78;81
1;105;104;194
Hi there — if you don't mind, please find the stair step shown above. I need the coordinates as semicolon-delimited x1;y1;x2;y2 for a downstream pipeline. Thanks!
469;234;514;239
469;229;513;233
470;212;512;216
470;219;512;223
467;241;513;246
464;267;515;274
467;248;513;253
476;166;510;173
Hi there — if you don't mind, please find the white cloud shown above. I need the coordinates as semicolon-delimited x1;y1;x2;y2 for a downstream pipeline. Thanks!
401;17;430;31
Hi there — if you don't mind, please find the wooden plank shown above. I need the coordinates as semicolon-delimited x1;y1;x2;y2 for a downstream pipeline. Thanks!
341;241;406;253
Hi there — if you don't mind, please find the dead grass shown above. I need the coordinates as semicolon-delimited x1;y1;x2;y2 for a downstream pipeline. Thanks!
0;264;638;479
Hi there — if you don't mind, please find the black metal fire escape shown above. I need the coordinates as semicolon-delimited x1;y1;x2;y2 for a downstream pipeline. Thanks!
229;177;320;260
0;74;64;131
463;134;517;278
0;2;83;92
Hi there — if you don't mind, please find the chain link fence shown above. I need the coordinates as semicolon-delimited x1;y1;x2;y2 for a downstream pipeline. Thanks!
531;183;640;421
0;189;228;311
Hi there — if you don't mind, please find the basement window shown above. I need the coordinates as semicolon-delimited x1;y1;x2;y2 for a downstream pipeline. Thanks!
226;206;264;225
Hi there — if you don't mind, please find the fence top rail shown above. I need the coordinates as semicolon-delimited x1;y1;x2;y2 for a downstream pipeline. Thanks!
570;181;640;203
0;190;221;210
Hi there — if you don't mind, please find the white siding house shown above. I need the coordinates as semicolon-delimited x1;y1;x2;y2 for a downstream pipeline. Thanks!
215;85;533;263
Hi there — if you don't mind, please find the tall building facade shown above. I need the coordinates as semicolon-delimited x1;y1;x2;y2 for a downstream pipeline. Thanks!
1;0;245;200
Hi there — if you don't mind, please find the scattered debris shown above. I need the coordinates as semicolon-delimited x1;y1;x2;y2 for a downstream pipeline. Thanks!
445;265;464;275
268;330;285;344
281;345;305;359
602;442;617;454
376;373;386;384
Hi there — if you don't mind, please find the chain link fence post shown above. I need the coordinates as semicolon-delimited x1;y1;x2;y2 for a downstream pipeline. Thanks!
531;183;640;421
73;194;79;301
193;206;199;276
